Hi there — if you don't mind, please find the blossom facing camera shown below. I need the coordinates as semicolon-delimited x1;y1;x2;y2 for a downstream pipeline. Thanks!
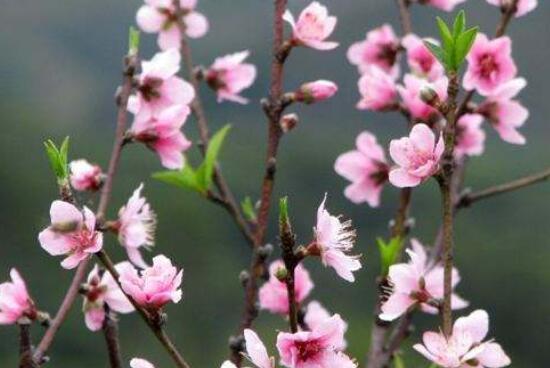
334;131;389;207
311;195;361;282
206;51;257;104
283;2;338;50
414;310;511;368
388;124;444;188
116;184;156;268
81;263;135;331
259;260;314;315
136;0;208;50
130;358;155;368
0;269;36;325
38;201;103;269
295;80;338;104
486;0;538;17
356;66;398;111
69;159;103;192
119;255;183;310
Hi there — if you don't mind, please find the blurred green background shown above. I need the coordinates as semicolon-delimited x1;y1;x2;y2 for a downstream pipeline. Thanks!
1;1;549;367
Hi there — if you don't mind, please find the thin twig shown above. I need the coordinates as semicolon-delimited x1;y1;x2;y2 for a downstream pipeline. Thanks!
19;323;39;368
102;308;123;368
395;0;412;35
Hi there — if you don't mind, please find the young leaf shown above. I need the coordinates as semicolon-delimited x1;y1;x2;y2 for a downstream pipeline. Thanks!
241;196;257;222
452;10;466;39
279;196;289;225
128;26;141;56
436;17;454;56
394;354;406;368
152;165;204;194
454;26;478;69
377;236;404;276
44;137;70;182
424;41;447;69
195;124;231;191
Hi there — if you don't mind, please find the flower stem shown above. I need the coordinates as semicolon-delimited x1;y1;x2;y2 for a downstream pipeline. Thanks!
102;308;122;368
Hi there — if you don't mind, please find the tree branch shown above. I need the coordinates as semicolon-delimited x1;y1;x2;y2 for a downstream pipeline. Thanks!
102;308;123;368
395;0;412;35
19;323;39;368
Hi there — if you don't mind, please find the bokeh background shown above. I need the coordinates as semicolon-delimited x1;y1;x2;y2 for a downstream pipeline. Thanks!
1;1;549;367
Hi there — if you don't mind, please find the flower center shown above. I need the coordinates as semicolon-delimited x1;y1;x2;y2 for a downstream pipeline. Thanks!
139;77;164;101
479;54;498;79
377;43;398;68
295;339;322;362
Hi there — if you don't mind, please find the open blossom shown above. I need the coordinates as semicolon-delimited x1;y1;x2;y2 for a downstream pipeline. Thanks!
259;260;313;315
136;0;208;50
130;104;192;169
0;269;36;324
206;51;257;104
119;255;182;310
38;201;103;269
277;314;356;368
221;329;274;368
311;195;361;282
463;34;517;96
347;24;400;77
69;159;103;192
478;78;528;145
283;2;338;51
455;114;486;159
389;124;444;188
116;184;156;268
356;66;397;111
130;358;155;368
128;48;195;123
380;239;468;321
295;80;338;104
81;263;134;331
334;131;389;207
414;310;511;368
304;301;347;350
401;34;445;81
423;0;467;11
486;0;537;17
398;74;448;121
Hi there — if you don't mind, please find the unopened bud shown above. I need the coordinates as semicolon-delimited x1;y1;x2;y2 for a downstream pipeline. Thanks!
275;266;288;281
420;86;440;107
239;270;250;286
257;243;273;259
295;80;338;104
280;113;299;133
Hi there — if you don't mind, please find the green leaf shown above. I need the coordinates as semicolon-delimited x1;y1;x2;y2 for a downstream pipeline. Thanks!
436;17;454;58
394;354;406;368
128;26;140;55
424;41;447;69
152;164;204;194
195;124;231;191
454;26;478;69
279;196;289;225
377;236;404;276
452;10;466;39
44;137;70;182
241;196;257;222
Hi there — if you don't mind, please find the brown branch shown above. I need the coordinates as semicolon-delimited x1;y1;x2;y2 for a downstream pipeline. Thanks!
102;308;123;368
395;0;412;35
19;323;39;368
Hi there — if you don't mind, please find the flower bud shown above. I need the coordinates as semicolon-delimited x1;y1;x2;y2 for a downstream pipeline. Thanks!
280;113;299;133
275;266;288;281
295;80;338;104
420;86;440;107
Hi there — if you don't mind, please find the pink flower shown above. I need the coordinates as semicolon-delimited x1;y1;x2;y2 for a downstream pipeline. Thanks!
130;358;155;368
356;66;398;111
259;260;314;315
128;48;195;123
221;329;274;368
81;263;134;331
388;124;444;188
380;239;468;321
69;159;103;192
304;301;348;350
206;51;257;104
486;0;537;17
0;269;36;325
283;2;338;51
401;34;445;81
131;104;192;169
463;34;517;96
311;195;361;282
277;314;356;368
455;114;486;159
398;74;448;121
38;201;103;269
347;24;400;77
119;255;182;310
334;131;389;207
423;0;467;11
136;0;208;50
295;80;338;104
478;78;528;145
414;310;511;368
116;184;156;268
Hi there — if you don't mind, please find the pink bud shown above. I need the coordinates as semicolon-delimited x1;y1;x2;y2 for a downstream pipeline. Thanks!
296;80;338;104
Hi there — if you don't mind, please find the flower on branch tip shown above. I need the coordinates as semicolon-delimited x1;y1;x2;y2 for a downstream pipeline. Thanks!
259;260;313;315
295;80;338;104
81;263;134;331
119;254;182;310
311;195;361;282
379;239;468;321
69;159;104;192
283;1;338;51
455;114;486;159
130;358;155;368
277;314;356;368
115;184;157;268
334;131;389;208
414;310;511;368
347;24;400;77
0;269;36;325
402;34;445;82
304;301;348;350
206;50;257;104
38;201;103;269
128;48;195;123
398;74;448;121
136;0;208;50
422;0;467;12
486;0;538;17
478;78;528;145
388;124;444;188
463;34;517;97
356;66;398;111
